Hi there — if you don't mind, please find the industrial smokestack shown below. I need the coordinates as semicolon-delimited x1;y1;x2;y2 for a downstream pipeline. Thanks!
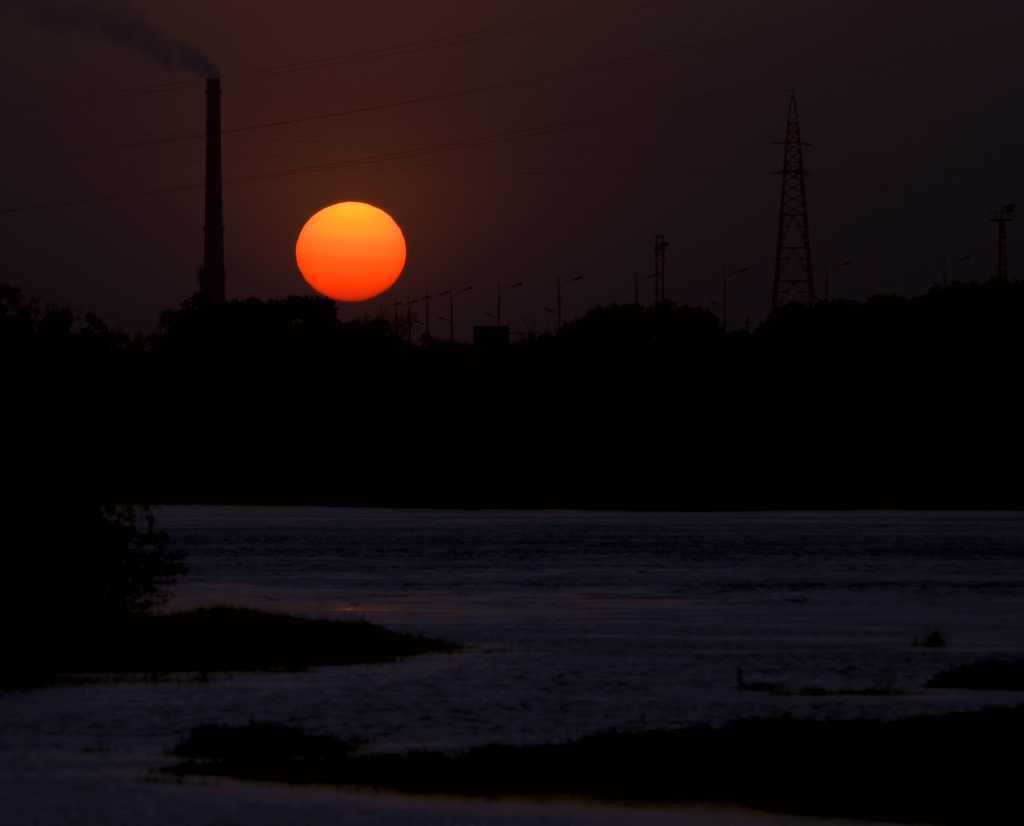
197;77;225;303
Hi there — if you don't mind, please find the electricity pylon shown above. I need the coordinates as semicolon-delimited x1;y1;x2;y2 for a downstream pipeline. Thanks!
990;203;1016;282
772;91;815;309
654;235;668;302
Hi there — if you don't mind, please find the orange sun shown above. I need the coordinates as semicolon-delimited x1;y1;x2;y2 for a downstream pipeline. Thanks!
295;202;406;301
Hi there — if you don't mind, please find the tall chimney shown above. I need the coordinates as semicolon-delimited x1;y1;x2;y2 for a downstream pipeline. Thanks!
197;77;225;302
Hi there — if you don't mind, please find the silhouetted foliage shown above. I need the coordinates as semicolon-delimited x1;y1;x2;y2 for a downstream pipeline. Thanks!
34;606;457;674
164;706;1024;825
4;279;1024;508
0;503;187;685
913;629;947;647
174;721;361;762
1;503;185;628
926;658;1024;690
0;509;453;683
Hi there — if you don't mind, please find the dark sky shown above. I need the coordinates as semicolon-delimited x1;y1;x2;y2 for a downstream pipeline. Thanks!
1;0;1022;337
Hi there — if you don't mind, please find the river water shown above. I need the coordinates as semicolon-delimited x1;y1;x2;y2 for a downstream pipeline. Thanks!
3;508;1023;825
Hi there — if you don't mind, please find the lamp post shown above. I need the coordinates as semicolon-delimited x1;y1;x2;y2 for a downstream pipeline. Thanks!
942;253;970;291
437;285;473;342
823;259;851;301
721;266;749;332
544;274;583;331
710;299;723;325
406;295;429;342
485;281;522;327
423;291;438;341
391;299;403;334
419;290;447;341
634;270;656;305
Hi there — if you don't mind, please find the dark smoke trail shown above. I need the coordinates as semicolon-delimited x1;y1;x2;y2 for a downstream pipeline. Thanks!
3;0;219;77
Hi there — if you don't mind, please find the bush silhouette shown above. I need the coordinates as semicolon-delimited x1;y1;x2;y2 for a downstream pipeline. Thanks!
1;503;186;682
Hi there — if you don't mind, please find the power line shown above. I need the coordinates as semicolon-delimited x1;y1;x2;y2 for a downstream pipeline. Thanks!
221;0;686;84
816;174;992;207
205;18;1024;187
812;143;1001;183
8;129;1000;192
2;124;769;164
1;0;907;118
2;0;924;167
3;6;1017;214
0;0;683;115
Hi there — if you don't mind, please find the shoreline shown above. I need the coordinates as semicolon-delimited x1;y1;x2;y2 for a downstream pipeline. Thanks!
2;606;457;689
163;705;1024;825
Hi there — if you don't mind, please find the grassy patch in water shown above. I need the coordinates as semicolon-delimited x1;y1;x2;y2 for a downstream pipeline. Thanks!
164;706;1024;825
925;658;1024;690
175;721;363;761
4;606;455;684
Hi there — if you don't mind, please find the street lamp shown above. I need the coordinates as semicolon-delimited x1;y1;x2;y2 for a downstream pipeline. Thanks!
390;298;403;334
634;270;656;305
942;253;970;291
485;281;522;327
720;266;749;332
544;274;583;331
405;294;426;342
422;291;440;341
417;290;449;341
823;260;851;302
437;285;473;342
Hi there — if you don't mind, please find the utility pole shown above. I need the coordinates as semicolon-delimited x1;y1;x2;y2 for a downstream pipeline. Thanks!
989;204;1016;281
772;91;815;309
654;235;668;303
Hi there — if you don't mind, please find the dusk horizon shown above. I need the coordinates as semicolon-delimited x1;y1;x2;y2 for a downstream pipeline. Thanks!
2;4;1023;826
3;1;1022;337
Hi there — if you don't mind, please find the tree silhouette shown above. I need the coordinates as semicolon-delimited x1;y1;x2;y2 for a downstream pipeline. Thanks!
2;503;186;628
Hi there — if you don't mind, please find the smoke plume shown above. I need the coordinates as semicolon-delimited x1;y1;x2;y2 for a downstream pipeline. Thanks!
4;0;219;77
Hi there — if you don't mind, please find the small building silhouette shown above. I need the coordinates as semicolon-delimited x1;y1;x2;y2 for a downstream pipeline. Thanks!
473;325;509;353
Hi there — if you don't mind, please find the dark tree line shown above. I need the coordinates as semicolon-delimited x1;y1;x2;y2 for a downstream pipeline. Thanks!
2;279;1022;508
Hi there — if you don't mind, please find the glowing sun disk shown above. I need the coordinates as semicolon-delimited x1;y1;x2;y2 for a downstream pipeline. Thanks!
295;202;406;301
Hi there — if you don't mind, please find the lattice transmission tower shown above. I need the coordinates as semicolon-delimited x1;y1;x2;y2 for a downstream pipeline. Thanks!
772;91;815;309
654;235;668;302
990;203;1016;282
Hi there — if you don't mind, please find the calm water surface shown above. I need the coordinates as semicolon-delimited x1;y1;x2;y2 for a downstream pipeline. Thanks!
3;508;1023;825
